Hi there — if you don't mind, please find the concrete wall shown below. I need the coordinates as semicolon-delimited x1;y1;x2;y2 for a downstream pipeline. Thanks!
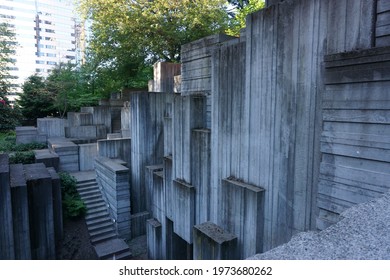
376;0;390;47
317;46;390;229
16;126;46;144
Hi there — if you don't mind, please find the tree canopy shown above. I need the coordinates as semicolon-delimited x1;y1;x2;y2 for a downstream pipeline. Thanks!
0;22;17;96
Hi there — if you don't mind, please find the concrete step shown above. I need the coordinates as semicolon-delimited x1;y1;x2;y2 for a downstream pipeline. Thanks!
86;215;112;227
90;227;116;239
94;238;132;260
83;197;104;205
77;184;99;193
87;205;107;214
91;232;117;244
86;211;110;222
86;201;106;211
81;193;102;202
79;189;101;197
88;221;115;232
77;181;98;189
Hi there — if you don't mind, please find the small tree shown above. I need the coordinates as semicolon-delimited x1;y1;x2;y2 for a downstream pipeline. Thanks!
18;74;56;121
0;94;22;131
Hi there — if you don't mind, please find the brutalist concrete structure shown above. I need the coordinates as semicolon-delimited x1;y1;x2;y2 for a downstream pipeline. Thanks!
0;154;15;259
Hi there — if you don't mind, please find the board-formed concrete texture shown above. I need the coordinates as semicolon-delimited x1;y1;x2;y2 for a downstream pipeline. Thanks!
193;222;238;260
79;143;98;171
152;62;181;93
95;156;131;240
15;126;47;144
24;163;55;259
47;167;63;246
34;149;59;171
48;138;79;172
0;154;15;259
37;118;66;138
10;164;31;260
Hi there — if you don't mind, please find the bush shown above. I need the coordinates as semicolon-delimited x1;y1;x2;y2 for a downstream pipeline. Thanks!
9;151;35;164
59;172;86;219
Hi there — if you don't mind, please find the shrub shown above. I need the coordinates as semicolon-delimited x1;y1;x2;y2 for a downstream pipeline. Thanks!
59;172;86;219
9;151;35;164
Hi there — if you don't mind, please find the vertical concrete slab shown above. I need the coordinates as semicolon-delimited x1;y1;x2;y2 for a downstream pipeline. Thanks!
172;179;195;244
191;129;211;224
34;149;59;171
146;218;162;260
47;167;63;246
79;143;98;171
221;178;265;259
130;92;166;214
24;163;55;259
0;154;15;259
10;164;31;260
193;222;238;260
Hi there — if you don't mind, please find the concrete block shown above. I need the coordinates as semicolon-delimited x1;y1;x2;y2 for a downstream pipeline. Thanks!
34;149;59;171
153;62;181;93
65;125;97;139
79;143;98;171
16;126;47;144
67;112;93;127
147;218;162;260
24;163;55;259
193;221;238;260
81;106;111;133
0;154;15;259
48;138;79;172
121;105;130;131
37;118;66;137
10;164;30;260
145;165;164;216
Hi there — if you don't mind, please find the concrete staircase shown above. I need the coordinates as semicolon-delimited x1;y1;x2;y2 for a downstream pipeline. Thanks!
73;171;132;260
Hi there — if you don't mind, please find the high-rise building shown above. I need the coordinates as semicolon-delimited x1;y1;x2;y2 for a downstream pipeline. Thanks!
0;0;84;103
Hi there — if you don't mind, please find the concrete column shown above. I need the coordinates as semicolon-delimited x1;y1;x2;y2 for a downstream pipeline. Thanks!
146;218;162;260
0;154;15;259
153;62;181;93
47;167;63;247
25;163;55;259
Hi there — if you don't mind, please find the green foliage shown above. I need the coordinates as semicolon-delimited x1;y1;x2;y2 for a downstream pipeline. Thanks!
78;0;231;92
9;151;35;164
0;22;17;96
59;172;87;220
17;74;57;121
0;96;22;132
0;132;46;154
226;0;265;36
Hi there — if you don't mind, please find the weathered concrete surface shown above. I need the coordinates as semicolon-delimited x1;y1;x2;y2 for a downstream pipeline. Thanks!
193;221;238;260
10;164;31;260
25;163;55;259
37;118;66;138
95;156;131;240
47;167;63;246
0;154;15;259
98;138;131;168
16;126;46;144
248;192;390;260
152;62;181;93
34;149;59;171
79;143;98;171
48;138;79;172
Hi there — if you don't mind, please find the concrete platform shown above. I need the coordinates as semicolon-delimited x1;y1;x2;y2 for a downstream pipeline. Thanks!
69;171;96;182
94;238;132;260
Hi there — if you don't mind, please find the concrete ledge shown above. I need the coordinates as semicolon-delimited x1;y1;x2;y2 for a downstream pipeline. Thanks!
193;221;238;260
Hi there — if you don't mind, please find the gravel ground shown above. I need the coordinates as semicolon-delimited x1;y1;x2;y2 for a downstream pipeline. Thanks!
248;192;390;260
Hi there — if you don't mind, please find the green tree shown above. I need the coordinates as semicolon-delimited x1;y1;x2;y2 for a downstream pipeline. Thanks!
0;22;22;131
0;22;17;95
46;62;99;118
18;74;56;121
226;0;265;36
78;0;231;92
